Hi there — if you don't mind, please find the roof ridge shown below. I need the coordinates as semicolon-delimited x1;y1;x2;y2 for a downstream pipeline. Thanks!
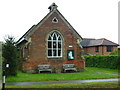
100;38;105;45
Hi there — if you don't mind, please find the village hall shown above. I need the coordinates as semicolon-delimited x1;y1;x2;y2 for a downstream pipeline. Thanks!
17;3;85;73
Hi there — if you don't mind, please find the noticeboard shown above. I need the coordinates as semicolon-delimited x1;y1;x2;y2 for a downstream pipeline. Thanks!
67;50;74;60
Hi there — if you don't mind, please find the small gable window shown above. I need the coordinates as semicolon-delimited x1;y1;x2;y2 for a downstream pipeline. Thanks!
47;32;62;58
52;17;58;23
107;46;113;52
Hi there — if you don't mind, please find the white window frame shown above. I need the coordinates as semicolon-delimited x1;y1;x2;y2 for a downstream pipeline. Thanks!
47;32;62;58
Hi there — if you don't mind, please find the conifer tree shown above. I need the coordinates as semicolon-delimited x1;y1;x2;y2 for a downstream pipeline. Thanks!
2;36;18;76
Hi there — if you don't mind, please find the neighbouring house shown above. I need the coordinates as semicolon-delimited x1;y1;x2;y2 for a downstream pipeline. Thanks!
80;38;119;55
0;42;2;51
17;3;85;73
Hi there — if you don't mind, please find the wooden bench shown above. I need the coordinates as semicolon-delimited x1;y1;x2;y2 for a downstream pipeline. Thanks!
62;64;77;72
38;64;52;73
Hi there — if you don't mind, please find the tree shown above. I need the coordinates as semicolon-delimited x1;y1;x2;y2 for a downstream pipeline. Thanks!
2;36;18;76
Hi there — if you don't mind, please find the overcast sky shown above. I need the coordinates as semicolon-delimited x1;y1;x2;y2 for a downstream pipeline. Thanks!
0;0;119;44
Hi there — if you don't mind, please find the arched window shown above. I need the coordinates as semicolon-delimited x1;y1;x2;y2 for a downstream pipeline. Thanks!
47;32;62;57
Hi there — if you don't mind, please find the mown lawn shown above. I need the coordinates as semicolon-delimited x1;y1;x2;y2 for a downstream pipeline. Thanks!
6;81;120;88
6;67;119;82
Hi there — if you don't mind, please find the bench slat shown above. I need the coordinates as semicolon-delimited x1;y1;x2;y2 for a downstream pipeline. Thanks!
62;64;77;72
38;64;52;73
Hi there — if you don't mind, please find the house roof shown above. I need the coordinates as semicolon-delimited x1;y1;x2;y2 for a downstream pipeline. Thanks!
81;38;119;47
17;3;83;45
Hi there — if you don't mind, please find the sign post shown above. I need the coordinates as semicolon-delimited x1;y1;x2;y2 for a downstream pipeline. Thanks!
2;64;9;90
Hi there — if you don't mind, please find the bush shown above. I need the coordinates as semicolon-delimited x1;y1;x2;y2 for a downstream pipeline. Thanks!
84;55;119;69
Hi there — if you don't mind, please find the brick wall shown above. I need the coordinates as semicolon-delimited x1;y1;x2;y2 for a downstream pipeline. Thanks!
21;11;85;73
83;46;118;55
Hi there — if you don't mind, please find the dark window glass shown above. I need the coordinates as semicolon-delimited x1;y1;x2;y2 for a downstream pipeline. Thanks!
58;37;61;40
58;50;61;56
107;46;112;52
53;19;57;22
52;17;58;23
48;50;52;56
48;36;51;40
53;34;56;40
58;42;61;48
95;46;99;52
53;50;57;56
48;41;52;48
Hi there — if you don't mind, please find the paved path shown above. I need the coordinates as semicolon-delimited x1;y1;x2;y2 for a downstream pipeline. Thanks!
6;78;120;86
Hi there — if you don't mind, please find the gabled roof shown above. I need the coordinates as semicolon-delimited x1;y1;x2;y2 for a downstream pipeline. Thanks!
17;3;83;45
81;38;119;47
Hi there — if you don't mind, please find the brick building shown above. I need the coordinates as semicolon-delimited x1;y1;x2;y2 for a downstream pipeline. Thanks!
17;3;85;73
81;38;119;55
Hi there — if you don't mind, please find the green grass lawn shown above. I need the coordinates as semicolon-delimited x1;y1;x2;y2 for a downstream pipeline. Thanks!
6;67;119;82
6;81;120;88
86;67;119;74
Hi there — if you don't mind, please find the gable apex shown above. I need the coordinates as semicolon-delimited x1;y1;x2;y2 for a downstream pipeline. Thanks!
48;3;58;12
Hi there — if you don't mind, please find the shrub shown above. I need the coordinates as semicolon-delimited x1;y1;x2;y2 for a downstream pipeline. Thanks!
84;55;119;69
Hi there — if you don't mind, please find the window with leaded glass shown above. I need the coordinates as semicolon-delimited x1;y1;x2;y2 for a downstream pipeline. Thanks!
47;32;62;57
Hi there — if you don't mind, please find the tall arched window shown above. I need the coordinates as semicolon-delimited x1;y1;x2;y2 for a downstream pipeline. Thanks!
47;32;62;57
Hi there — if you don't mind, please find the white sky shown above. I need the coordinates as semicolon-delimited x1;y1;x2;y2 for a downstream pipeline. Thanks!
0;0;119;44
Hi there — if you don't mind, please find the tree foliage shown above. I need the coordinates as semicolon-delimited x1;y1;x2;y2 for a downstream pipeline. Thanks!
2;36;18;76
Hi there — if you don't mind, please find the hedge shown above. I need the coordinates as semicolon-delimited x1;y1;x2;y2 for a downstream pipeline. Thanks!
84;55;120;69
